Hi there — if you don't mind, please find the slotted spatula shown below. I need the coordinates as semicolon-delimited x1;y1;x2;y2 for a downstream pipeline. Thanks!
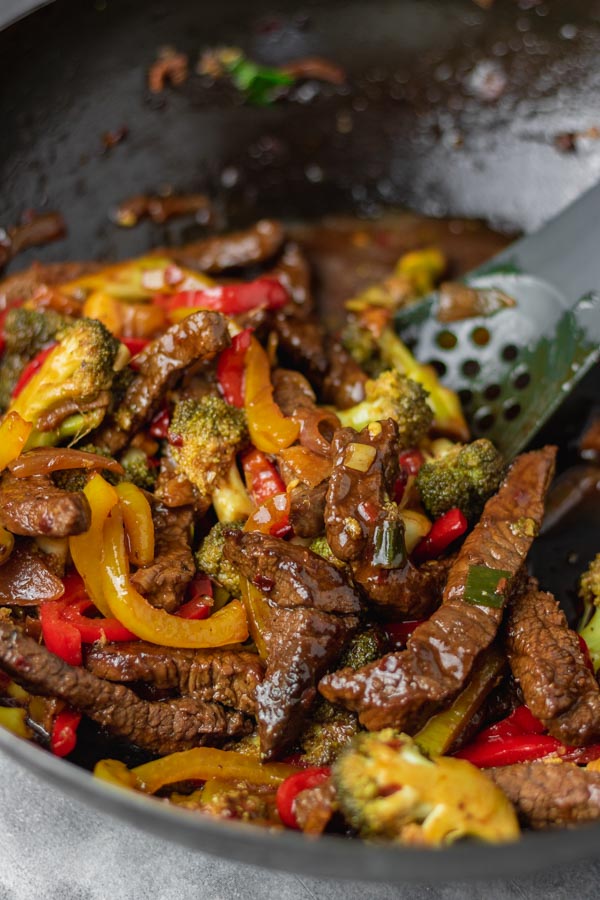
395;181;600;460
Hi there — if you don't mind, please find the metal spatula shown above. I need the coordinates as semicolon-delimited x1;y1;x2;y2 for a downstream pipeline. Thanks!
395;181;600;460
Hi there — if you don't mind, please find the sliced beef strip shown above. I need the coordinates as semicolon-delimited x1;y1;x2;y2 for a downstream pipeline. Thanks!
268;241;313;316
0;473;90;538
223;531;361;759
96;309;229;454
169;220;284;273
272;368;317;416
352;554;454;619
321;341;367;410
319;447;557;733
506;585;600;746
0;260;101;307
273;313;329;389
0;542;64;604
293;779;337;835
85;643;262;715
488;762;600;829
0;621;250;754
289;481;328;539
154;449;199;509
131;505;195;612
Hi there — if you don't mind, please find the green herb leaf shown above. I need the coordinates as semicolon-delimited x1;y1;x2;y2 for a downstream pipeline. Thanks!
464;564;511;608
227;56;294;105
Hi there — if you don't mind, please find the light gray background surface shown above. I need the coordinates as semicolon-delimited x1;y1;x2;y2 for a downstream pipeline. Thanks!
1;1;599;897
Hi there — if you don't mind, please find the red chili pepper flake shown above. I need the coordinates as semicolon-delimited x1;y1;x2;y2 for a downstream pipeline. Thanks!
399;449;424;476
50;709;82;757
149;407;170;439
276;767;331;829
253;574;275;592
385;619;423;649
167;431;183;447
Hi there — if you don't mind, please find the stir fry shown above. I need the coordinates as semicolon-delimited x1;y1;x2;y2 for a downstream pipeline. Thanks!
0;218;599;847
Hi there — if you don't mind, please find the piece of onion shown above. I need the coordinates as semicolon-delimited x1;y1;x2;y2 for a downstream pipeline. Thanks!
8;448;124;479
343;442;377;473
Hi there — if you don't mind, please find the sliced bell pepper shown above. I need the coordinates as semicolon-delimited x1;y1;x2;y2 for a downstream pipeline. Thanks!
242;448;286;505
239;576;272;662
101;507;248;648
159;277;288;318
40;599;83;666
412;507;468;565
58;574;138;642
94;747;300;795
0;411;33;471
115;481;154;567
50;709;82;757
216;328;252;408
176;575;214;620
385;619;424;649
0;706;33;739
244;491;291;538
277;446;332;489
276;767;331;830
122;337;150;358
455;734;563;768
69;474;119;618
244;337;300;453
10;344;57;399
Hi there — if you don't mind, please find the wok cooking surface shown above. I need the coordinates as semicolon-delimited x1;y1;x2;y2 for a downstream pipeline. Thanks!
2;0;600;887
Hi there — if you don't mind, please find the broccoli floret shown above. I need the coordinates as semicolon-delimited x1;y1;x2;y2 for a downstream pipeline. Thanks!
196;520;244;598
0;307;70;409
340;318;382;376
7;317;126;446
578;554;600;671
337;370;433;449
416;439;504;521
120;447;158;492
170;395;253;522
300;701;359;767
309;536;346;569
338;625;389;670
332;729;519;845
51;444;121;492
379;328;469;442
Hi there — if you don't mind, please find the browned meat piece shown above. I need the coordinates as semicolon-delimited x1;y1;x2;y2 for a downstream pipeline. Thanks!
319;447;557;733
0;212;66;269
506;585;600;746
321;342;367;410
294;779;337;835
171;220;284;273
154;450;198;508
131;506;195;612
0;621;250;754
488;763;600;829
289;482;328;539
352;555;454;619
580;412;600;460
0;261;101;308
114;193;211;227
272;368;316;416
273;313;329;389
268;242;313;315
96;310;229;453
223;531;360;759
85;643;263;715
0;543;64;604
0;473;90;538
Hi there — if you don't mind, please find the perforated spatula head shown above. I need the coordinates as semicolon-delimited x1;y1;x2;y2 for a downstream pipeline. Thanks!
394;182;600;460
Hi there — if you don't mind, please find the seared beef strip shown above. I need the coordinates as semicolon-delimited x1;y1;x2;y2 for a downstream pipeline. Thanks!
223;531;360;759
319;447;557;733
131;506;195;612
352;555;455;619
272;368;317;416
96;310;229;453
86;643;262;715
0;473;90;538
294;779;337;835
289;482;328;539
268;242;313;315
0;260;101;307
154;449;198;509
0;543;64;604
170;220;284;273
273;313;329;388
506;585;600;746
0;621;250;753
488;763;600;829
321;341;368;410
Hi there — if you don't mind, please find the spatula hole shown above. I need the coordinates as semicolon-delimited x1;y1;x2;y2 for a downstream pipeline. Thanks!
484;384;501;401
503;402;521;421
474;409;495;432
501;344;519;362
461;359;481;378
458;389;473;407
471;326;490;346
429;359;447;376
436;330;458;350
513;370;531;390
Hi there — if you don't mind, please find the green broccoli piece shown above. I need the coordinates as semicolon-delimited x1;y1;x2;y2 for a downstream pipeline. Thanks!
170;394;253;522
338;625;389;670
578;554;600;672
416;439;504;521
309;535;346;569
337;370;433;449
119;447;158;492
332;729;519;845
195;520;244;598
340;318;382;377
7;317;126;446
0;307;70;409
51;443;121;492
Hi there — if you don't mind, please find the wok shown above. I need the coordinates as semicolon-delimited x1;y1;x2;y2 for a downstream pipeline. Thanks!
1;0;600;883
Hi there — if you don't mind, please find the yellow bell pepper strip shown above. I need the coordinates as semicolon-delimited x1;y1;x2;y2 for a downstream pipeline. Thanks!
0;706;33;740
69;474;119;617
395;247;446;296
101;507;248;648
0;411;33;471
244;337;300;453
244;490;291;538
115;482;155;567
239;576;272;662
59;256;214;301
414;647;505;758
94;747;300;794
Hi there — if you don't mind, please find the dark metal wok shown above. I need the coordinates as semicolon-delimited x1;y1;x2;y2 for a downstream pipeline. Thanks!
1;0;600;883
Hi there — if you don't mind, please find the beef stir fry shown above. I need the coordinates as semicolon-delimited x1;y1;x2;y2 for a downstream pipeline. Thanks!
0;218;599;848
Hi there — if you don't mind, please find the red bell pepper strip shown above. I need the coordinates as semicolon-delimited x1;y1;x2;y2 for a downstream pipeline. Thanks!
50;709;82;757
40;600;83;666
11;343;57;399
42;573;138;650
276;766;331;829
216;328;252;408
560;743;600;765
393;449;424;503
385;619;423;649
412;507;468;565
242;448;286;505
149;407;171;439
159;277;288;316
122;337;150;365
176;575;213;620
455;734;562;768
61;598;138;642
578;634;594;673
483;705;546;740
